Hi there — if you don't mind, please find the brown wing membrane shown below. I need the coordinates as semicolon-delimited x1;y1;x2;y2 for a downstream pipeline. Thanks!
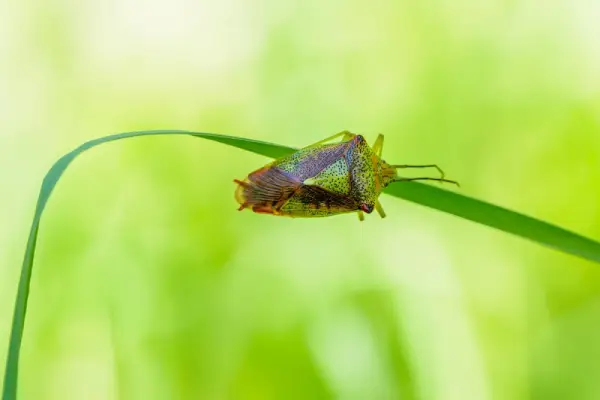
235;166;302;212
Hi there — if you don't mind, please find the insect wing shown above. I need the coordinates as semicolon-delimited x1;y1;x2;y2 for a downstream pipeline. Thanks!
235;166;301;211
274;141;352;181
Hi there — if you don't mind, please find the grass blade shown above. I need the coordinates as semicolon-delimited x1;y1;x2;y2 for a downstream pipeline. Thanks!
384;183;600;263
3;129;600;399
2;130;293;400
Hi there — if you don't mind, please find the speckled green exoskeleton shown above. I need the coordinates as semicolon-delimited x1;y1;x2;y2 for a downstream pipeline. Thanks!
234;131;458;221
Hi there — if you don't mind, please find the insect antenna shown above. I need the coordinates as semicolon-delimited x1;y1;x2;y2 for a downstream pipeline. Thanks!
386;164;459;187
390;164;446;179
393;176;460;187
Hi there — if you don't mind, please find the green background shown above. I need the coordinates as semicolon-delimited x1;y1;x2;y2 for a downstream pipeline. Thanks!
2;1;600;399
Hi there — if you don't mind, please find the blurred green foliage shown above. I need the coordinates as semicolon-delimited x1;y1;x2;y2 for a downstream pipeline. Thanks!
2;1;600;399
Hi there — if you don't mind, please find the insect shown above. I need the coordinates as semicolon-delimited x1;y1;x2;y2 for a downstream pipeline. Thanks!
234;131;458;221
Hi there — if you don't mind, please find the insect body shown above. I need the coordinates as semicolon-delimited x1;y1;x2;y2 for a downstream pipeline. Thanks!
234;131;458;221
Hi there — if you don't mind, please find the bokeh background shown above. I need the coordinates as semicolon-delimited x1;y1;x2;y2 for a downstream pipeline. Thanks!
2;0;600;399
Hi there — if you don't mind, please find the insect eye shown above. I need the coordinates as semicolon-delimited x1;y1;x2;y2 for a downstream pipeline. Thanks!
360;203;374;213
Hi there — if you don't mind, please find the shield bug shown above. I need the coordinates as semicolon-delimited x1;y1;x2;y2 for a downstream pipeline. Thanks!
234;131;458;221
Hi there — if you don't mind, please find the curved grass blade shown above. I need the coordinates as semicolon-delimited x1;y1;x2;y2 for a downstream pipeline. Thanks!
2;130;295;400
3;129;600;399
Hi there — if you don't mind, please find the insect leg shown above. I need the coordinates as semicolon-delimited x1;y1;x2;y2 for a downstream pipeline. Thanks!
391;164;446;179
303;131;356;149
357;210;365;221
394;177;460;187
372;134;384;158
375;200;386;218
